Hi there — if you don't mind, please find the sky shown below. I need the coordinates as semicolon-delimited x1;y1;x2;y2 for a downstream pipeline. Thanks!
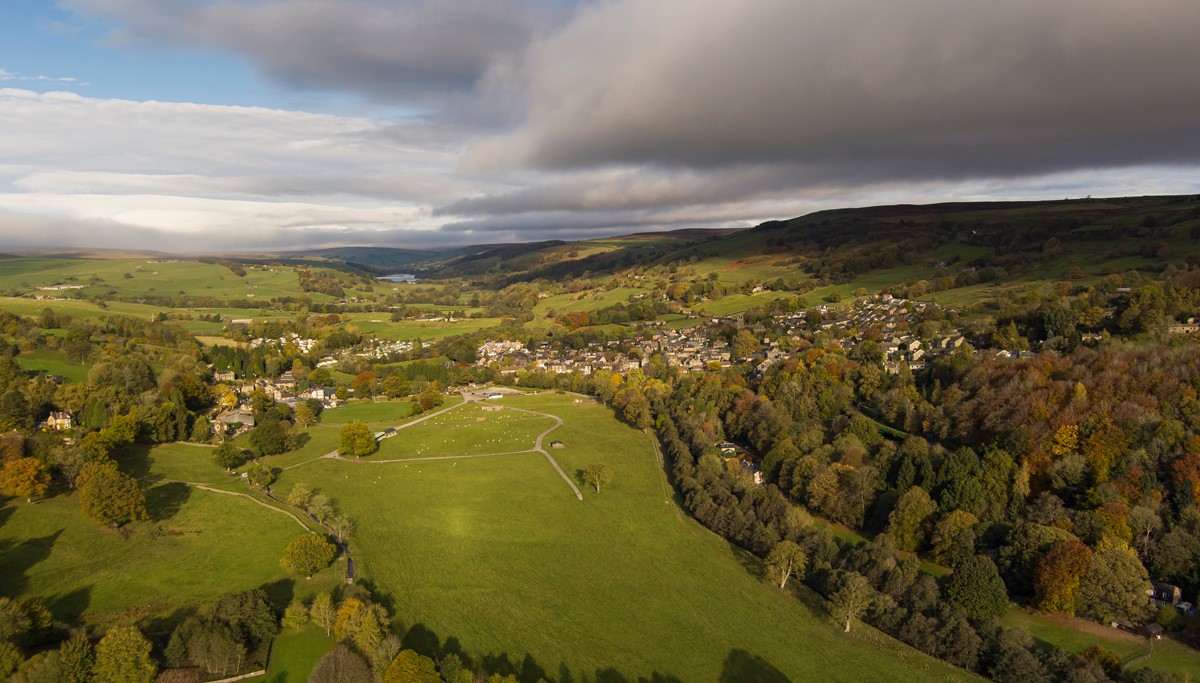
2;0;1200;253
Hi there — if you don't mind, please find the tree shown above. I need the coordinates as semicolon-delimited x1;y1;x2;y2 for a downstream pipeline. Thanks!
382;374;410;399
282;599;309;629
351;372;377;399
293;403;317;429
94;625;156;683
249;419;289;456
287;483;315;509
583;463;612;493
731;329;762;358
929;510;978;567
335;386;350;402
280;534;337;578
309;643;372;683
831;572;874;633
328;514;354;544
0;457;50;502
945;555;1009;620
765;540;807;589
244;461;274;490
1033;540;1092;615
417;387;443;412
77;460;147;527
886;487;937;552
1078;540;1151;622
57;634;94;683
383;649;439;683
339;422;378;458
310;593;336;636
212;443;246;471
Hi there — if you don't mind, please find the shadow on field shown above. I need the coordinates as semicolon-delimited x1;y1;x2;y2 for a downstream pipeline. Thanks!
719;650;789;683
120;444;154;479
729;540;767;581
144;482;192;521
0;527;62;599
259;578;294;613
391;619;689;683
44;586;92;624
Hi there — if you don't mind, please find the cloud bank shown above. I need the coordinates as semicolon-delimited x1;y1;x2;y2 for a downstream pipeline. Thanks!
2;0;1199;251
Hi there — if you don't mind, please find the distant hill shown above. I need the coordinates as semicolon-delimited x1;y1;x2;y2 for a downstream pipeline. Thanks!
413;195;1200;293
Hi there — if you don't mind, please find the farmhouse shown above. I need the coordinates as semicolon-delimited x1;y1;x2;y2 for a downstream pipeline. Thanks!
41;411;73;431
1149;582;1183;607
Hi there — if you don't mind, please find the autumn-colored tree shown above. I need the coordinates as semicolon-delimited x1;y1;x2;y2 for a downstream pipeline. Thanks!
0;457;50;502
333;598;366;641
1033;540;1092;615
77;460;147;527
350;372;377;399
383;649;439;683
339;422;377;458
1080;419;1127;483
93;625;156;683
293;403;317;429
381;374;410;399
1045;424;1078;458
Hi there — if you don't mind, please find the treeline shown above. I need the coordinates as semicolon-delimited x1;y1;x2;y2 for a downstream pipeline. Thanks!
501;330;1200;681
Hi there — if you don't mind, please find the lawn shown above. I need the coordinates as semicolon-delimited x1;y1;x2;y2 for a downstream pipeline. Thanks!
250;623;335;683
16;349;92;382
276;393;972;682
1002;609;1200;680
0;483;338;629
318;399;420;425
371;403;555;459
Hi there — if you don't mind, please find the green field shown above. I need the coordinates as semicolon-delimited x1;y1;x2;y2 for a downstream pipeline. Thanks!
318;399;421;425
1002;609;1200;679
373;403;556;458
251;623;335;683
17;349;92;382
276;393;971;681
0;482;339;629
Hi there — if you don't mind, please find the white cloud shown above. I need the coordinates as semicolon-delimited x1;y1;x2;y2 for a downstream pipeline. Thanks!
0;88;505;250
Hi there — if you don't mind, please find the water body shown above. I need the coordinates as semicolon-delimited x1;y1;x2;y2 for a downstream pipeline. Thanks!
379;273;418;283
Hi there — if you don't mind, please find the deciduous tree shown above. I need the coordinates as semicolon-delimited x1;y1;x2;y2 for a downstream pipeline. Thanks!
279;534;337;578
765;540;807;589
339;422;377;458
1078;540;1151;622
383;649;439;683
310;593;336;636
211;443;246;471
77;460;147;527
94;625;156;683
583;463;612;493
0;457;50;502
1033;540;1092;615
886;486;937;552
831;572;874;633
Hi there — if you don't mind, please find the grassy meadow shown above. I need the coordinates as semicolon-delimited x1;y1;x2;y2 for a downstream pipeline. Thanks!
0;482;340;630
274;393;972;682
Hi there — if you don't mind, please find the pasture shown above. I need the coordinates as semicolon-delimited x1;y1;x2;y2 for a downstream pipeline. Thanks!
275;393;971;682
0;481;339;629
16;349;92;382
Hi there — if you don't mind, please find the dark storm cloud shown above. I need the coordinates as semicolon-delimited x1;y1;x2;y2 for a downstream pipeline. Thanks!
67;0;567;105
473;0;1200;185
